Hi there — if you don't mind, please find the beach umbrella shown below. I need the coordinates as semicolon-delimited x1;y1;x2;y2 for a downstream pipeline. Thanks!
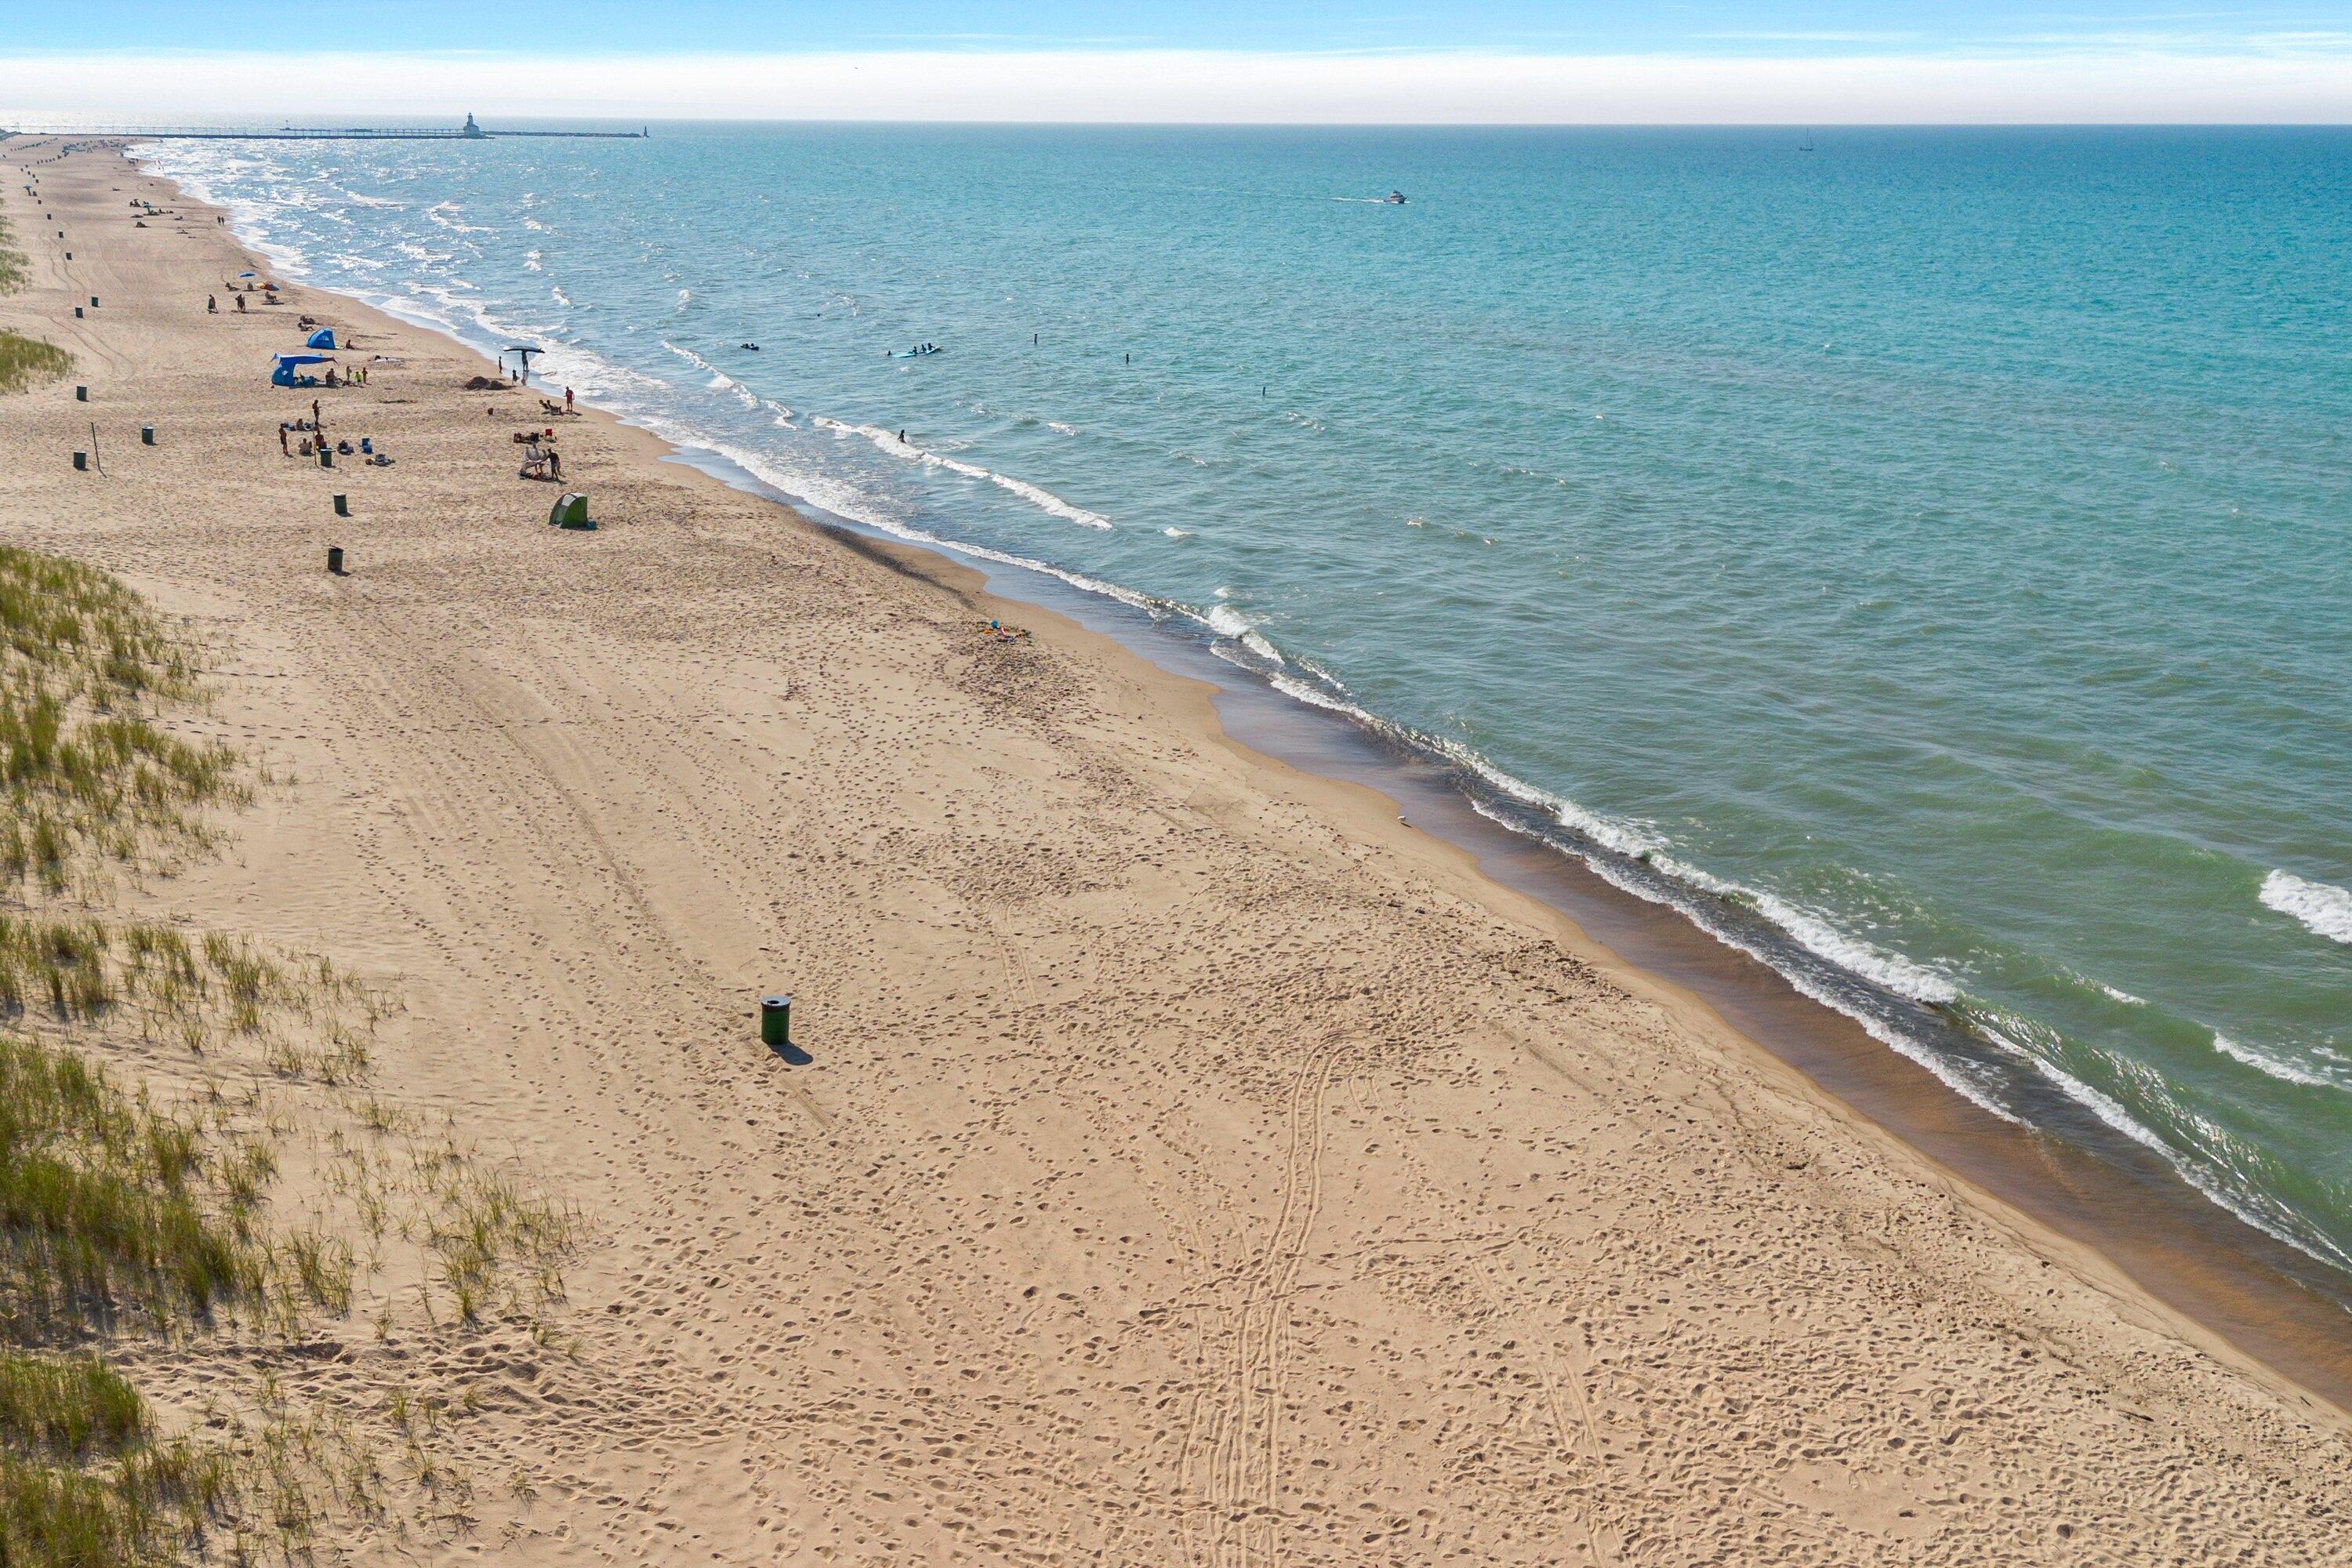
270;352;334;387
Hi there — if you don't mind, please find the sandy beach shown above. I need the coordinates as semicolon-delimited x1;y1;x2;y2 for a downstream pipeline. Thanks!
5;136;2351;1564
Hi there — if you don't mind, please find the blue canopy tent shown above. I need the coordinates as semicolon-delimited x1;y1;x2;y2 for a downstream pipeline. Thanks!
305;328;336;350
271;352;335;388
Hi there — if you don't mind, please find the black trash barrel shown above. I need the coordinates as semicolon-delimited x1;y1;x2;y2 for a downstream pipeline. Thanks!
760;996;792;1049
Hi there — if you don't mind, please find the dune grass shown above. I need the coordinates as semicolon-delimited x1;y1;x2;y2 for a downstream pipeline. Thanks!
0;550;267;1562
0;546;239;895
0;1032;264;1344
0;1030;273;1565
0;546;580;1558
0;1356;140;1457
0;210;25;293
0;334;71;396
0;1439;236;1568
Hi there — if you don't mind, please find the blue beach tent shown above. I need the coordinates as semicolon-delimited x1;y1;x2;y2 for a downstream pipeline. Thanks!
270;352;333;388
305;327;336;350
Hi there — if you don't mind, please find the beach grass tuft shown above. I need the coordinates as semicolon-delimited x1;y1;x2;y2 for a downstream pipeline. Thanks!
0;546;240;895
0;1030;263;1341
0;334;72;396
0;211;26;294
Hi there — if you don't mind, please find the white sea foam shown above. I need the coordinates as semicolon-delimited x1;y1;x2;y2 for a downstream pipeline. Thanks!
1266;668;1364;717
1417;735;1665;862
659;341;761;411
2019;1051;2352;1270
690;436;1165;615
2260;869;2352;946
2096;982;2147;1006
424;201;491;235
2022;1054;2176;1156
813;418;1113;530
1202;604;1282;663
2213;1033;2342;1091
1461;791;2019;1124
1655;857;1961;1007
1162;526;1192;539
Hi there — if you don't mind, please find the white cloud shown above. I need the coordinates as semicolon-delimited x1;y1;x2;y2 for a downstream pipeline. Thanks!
3;47;2350;123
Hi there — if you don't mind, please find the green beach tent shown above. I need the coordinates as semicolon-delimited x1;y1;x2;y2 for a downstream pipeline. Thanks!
548;492;593;529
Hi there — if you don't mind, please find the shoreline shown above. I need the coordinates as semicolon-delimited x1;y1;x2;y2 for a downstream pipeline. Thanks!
130;130;2344;1271
670;440;2352;1416
18;140;2352;1561
125;137;2352;1319
104;131;2352;1409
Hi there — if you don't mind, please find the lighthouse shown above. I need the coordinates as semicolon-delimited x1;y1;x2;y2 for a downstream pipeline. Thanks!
462;112;485;139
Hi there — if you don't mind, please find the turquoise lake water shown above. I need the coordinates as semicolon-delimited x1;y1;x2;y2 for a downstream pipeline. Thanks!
138;125;2352;1279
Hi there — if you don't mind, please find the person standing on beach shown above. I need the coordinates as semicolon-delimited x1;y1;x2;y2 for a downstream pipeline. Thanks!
206;294;216;314
279;424;289;456
564;387;574;411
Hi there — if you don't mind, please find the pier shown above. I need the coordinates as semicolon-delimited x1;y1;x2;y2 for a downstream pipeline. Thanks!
1;113;646;142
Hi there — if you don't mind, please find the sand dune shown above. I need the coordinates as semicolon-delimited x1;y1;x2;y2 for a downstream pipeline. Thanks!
3;138;2349;1564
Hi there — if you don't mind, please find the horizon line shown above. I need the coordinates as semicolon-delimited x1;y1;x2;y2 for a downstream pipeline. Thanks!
8;46;2351;125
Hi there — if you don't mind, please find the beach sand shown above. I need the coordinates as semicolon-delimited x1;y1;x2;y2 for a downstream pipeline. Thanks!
5;138;2350;1564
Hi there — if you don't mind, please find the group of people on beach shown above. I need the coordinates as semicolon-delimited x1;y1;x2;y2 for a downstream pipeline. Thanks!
278;395;391;466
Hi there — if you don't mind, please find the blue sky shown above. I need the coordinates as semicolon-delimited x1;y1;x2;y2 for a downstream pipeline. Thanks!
15;2;2352;56
5;4;2350;120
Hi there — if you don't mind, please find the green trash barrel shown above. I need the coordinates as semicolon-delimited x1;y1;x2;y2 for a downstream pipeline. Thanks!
760;996;791;1049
